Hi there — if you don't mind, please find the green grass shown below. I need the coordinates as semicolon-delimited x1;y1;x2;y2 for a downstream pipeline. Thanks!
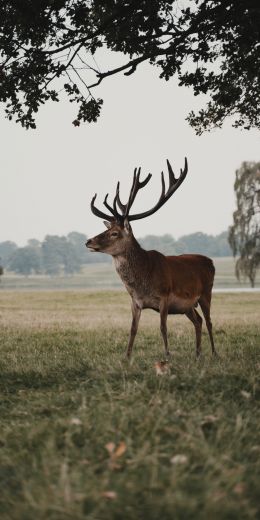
0;291;260;519
1;257;260;290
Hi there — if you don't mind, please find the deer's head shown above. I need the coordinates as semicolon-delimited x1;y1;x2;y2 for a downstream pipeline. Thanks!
86;158;188;256
86;219;133;255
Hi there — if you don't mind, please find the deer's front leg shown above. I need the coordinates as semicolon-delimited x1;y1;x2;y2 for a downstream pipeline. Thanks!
126;300;141;359
160;299;170;357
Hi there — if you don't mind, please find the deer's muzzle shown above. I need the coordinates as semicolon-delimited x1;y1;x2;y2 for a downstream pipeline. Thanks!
85;239;99;252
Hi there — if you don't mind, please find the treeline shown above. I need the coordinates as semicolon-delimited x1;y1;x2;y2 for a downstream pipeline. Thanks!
139;231;231;257
0;230;232;276
0;232;106;276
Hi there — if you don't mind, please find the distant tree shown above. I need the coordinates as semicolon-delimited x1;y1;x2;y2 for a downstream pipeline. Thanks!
0;241;17;267
0;264;3;281
67;231;88;264
139;234;176;256
42;235;65;275
175;231;232;256
212;231;233;257
139;231;232;257
175;232;212;255
229;162;260;287
63;242;81;275
0;1;259;132
8;246;42;276
42;234;82;275
27;238;41;248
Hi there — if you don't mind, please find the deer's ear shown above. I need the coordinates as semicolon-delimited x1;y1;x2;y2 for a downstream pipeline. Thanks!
124;219;132;234
103;221;111;229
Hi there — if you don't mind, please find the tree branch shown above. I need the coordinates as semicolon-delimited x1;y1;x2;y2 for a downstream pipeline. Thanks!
87;49;169;89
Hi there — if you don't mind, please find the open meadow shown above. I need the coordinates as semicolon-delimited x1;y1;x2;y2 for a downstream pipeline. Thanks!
0;289;260;519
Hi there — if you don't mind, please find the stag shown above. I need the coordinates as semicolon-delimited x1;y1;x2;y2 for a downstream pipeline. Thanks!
86;159;216;359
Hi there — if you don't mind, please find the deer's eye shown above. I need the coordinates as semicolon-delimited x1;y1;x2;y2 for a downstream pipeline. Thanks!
111;232;118;237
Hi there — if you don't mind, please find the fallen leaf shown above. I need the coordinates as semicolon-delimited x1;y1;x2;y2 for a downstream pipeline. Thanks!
250;445;260;453
114;441;127;458
70;417;82;426
154;361;170;376
235;413;243;432
105;442;115;454
170;454;188;465
241;390;251;399
101;491;117;500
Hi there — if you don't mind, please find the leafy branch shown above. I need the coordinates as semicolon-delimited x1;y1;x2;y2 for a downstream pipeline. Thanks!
0;0;259;130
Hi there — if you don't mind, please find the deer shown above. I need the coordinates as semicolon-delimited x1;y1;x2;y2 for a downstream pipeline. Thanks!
86;158;217;359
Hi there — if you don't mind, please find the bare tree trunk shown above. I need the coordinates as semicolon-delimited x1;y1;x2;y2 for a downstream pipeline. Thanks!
249;275;255;288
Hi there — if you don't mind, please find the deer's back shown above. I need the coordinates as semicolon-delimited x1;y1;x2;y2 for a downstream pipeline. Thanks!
148;251;215;298
169;253;214;289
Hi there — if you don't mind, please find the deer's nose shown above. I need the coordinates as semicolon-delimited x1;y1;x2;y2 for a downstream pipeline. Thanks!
85;239;92;247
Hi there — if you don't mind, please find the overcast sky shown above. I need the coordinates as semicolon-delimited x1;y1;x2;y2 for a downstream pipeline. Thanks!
1;54;260;246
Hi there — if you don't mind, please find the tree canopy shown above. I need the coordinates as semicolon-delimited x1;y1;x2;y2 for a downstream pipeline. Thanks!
0;0;259;131
8;245;42;276
0;229;232;276
229;162;260;287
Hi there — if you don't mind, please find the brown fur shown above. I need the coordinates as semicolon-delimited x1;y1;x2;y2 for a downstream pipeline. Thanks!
86;221;216;358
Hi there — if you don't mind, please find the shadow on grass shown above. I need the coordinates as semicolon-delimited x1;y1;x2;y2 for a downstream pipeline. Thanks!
0;364;92;393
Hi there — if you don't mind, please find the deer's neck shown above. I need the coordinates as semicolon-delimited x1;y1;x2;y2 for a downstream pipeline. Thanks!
113;238;149;291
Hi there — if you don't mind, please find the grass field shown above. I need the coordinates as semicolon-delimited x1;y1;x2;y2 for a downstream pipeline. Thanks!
1;257;260;290
0;290;260;519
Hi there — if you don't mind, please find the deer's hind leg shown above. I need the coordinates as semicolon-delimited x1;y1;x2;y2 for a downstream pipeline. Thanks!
198;294;217;356
185;308;203;357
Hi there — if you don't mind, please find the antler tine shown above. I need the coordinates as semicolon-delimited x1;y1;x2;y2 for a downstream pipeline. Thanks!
166;157;188;196
181;157;188;176
125;167;152;217
90;194;115;222
160;171;166;200
138;171;152;189
167;157;188;185
111;183;124;221
166;159;177;183
115;181;128;214
103;193;114;214
124;167;138;217
127;157;188;221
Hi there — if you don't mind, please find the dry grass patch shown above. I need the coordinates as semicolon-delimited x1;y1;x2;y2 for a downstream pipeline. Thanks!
0;290;259;331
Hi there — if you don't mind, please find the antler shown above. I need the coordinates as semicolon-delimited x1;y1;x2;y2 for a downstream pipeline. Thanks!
90;167;152;223
127;157;188;221
90;191;122;222
90;158;188;223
